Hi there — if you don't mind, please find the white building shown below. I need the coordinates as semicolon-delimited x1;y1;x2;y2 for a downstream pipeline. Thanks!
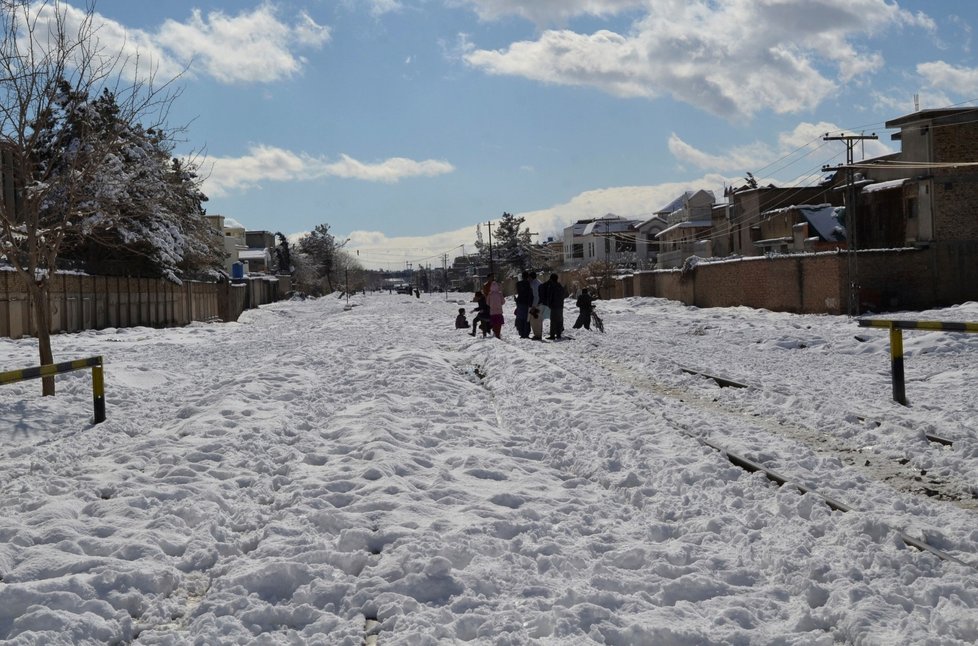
562;214;642;268
204;214;250;275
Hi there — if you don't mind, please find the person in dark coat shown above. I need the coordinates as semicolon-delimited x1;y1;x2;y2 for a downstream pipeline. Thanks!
573;288;595;330
528;271;543;340
470;292;490;337
514;271;533;338
455;308;469;329
541;273;566;340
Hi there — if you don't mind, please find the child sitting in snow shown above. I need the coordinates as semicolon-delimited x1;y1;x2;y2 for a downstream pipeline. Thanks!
455;308;469;329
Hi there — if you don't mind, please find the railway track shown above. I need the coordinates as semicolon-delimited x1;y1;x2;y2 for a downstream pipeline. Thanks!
573;352;978;566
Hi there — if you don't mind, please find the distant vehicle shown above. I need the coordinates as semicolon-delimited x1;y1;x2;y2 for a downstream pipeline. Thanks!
395;284;413;294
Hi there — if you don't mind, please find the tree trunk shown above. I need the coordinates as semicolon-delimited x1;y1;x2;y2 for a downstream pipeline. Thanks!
33;282;56;396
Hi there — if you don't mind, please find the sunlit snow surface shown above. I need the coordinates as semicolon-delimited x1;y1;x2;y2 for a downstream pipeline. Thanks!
2;293;978;645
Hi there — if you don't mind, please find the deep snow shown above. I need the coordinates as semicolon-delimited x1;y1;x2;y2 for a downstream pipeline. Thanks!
1;292;977;645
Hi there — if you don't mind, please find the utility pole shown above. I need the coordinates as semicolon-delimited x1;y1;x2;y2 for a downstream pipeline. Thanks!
443;253;449;300
486;220;494;274
823;132;878;317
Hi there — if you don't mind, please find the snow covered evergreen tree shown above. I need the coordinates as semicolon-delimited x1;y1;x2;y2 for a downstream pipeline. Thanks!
45;85;222;281
296;223;347;292
272;232;292;275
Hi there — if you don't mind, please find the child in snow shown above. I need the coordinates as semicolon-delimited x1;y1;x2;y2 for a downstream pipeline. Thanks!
455;308;469;329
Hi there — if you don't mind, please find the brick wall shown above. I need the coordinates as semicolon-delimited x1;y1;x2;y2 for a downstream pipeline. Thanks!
933;124;978;241
623;249;958;314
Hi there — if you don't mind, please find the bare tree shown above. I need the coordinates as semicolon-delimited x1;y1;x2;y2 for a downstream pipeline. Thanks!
0;0;184;394
566;260;618;299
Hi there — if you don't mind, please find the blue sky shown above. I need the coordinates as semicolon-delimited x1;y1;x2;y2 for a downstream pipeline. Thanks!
70;0;977;269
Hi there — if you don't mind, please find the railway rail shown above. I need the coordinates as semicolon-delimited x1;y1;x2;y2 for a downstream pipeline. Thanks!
569;350;978;567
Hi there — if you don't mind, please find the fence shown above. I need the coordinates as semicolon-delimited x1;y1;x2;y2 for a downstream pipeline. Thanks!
857;318;978;405
0;355;105;423
0;271;286;340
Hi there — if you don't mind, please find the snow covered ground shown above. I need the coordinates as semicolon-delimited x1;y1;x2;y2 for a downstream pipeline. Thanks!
1;291;978;645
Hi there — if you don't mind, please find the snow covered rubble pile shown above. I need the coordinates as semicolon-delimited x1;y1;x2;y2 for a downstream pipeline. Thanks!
1;293;977;644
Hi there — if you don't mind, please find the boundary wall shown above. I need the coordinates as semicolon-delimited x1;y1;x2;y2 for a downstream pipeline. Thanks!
0;272;286;339
608;247;969;314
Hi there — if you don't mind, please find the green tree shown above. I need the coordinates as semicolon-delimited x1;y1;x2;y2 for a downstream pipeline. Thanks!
473;213;534;276
272;232;292;274
493;212;534;274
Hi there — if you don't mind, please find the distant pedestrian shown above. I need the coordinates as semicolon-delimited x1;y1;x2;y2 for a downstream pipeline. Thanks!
487;281;505;338
541;273;566;340
573;288;595;330
514;271;532;338
528;271;543;340
455;307;469;329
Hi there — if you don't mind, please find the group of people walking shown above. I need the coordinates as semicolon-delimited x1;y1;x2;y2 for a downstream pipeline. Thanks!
456;271;598;340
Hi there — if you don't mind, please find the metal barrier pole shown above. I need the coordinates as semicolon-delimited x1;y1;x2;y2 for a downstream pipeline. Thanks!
1;355;105;423
92;361;105;423
889;326;906;406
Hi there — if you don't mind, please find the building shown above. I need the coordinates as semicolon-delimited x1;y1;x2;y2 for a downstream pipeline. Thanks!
725;184;843;257
205;214;249;275
847;107;978;307
654;190;716;269
634;216;668;269
754;204;846;254
562;214;641;268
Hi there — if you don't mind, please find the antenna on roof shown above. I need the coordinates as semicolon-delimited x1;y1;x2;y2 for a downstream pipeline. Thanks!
914;93;920;112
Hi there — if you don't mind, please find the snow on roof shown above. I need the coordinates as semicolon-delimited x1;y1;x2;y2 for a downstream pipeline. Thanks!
223;217;245;230
637;215;668;231
655;191;693;215
760;204;845;243
861;179;907;194
581;218;637;235
655;219;712;238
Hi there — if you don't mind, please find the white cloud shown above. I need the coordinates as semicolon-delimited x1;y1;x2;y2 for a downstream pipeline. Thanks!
872;87;952;115
668;135;772;173
368;0;403;16
156;6;330;83
28;3;331;85
463;0;936;118
917;60;978;95
324;154;456;182
669;122;894;181
453;0;645;24
203;146;455;197
25;3;186;81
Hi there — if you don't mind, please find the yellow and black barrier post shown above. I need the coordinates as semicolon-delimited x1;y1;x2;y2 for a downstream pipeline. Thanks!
0;356;106;424
858;319;978;406
888;324;906;405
